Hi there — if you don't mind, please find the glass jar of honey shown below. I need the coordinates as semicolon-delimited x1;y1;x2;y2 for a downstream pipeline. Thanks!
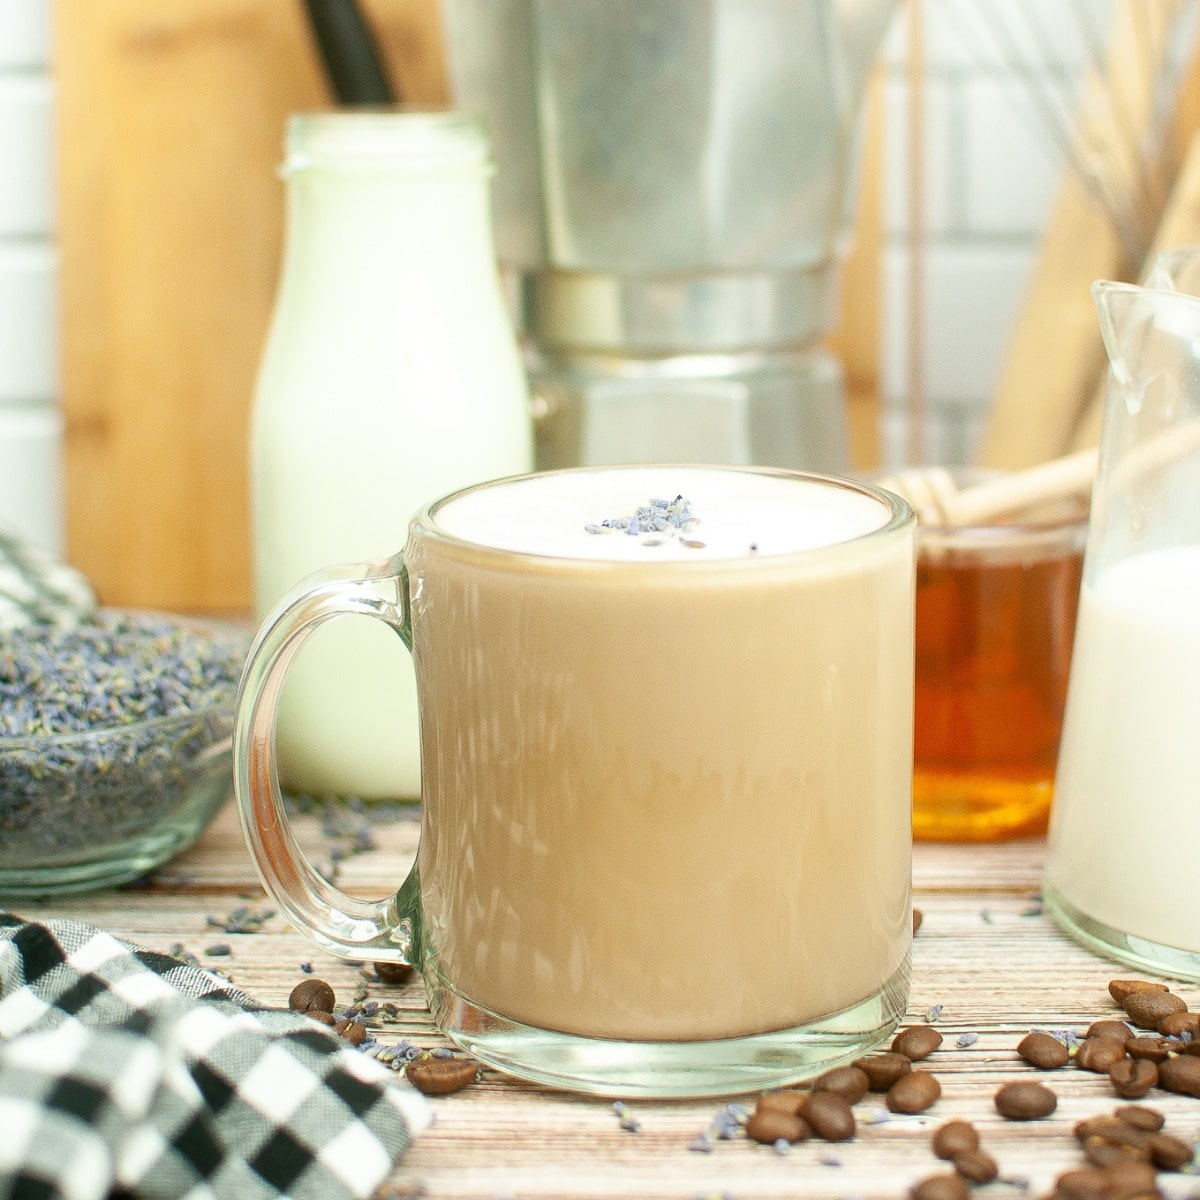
912;488;1087;841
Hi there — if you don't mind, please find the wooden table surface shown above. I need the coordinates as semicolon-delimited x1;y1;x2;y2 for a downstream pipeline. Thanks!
17;801;1200;1200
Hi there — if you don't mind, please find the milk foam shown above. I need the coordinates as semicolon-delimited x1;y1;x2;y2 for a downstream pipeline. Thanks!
432;467;891;561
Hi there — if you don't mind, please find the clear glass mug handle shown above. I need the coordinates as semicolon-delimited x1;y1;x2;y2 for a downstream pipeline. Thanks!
232;555;420;965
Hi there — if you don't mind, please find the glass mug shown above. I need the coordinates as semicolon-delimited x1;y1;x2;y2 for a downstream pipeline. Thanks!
233;465;916;1097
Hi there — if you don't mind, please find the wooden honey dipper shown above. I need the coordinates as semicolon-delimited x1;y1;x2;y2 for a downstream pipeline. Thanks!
876;448;1099;526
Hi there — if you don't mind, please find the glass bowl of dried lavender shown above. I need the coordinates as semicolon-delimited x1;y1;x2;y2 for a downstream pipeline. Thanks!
0;609;249;895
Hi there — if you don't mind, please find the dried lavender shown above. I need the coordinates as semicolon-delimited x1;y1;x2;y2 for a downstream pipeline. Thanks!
0;610;246;861
584;495;703;547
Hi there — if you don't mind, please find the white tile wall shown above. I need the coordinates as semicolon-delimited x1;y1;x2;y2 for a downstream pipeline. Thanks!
0;74;56;234
961;77;1061;236
879;0;1105;466
0;0;61;552
0;1;52;68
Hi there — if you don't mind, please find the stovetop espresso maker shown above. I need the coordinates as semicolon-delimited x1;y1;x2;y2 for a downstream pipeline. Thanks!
441;0;896;472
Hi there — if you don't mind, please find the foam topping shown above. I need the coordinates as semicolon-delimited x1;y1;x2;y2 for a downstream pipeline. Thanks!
431;467;892;561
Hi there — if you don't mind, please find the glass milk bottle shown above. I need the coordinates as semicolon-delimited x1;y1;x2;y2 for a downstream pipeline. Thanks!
251;110;533;799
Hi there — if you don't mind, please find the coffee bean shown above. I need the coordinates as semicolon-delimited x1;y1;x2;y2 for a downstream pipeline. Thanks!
801;1092;856;1142
1075;1036;1129;1073
913;908;924;934
745;1107;809;1145
1157;1009;1200;1037
334;1017;367;1046
405;1053;479;1095
931;1119;980;1161
289;977;336;1014
1109;1057;1158;1099
1082;1139;1148;1169
1086;1019;1134;1043
995;1080;1057;1120
306;1009;336;1025
1108;979;1170;1004
886;1070;941;1114
893;1025;944;1061
1148;1131;1194;1171
1112;1104;1165;1133
1075;1113;1147;1152
1125;1036;1170;1063
952;1147;998;1185
1053;1166;1113;1200
1123;988;1187;1028
373;960;415;985
1100;1161;1161;1200
857;1052;913;1091
1018;1031;1070;1069
1182;1039;1200;1057
909;1173;969;1200
755;1089;807;1116
813;1065;870;1104
1074;1117;1151;1150
1158;1053;1200;1097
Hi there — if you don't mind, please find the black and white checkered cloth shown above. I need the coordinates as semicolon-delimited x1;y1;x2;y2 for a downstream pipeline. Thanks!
0;913;429;1200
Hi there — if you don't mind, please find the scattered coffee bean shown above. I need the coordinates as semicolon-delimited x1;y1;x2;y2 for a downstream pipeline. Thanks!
1078;1119;1152;1162
1148;1131;1194;1171
1075;1037;1129;1073
995;1080;1057;1120
1158;1053;1200;1097
886;1070;941;1114
1086;1019;1134;1043
931;1119;980;1161
1018;1031;1070;1069
1074;1116;1149;1147
1122;988;1186;1028
952;1147;998;1185
306;1009;336;1026
1124;1036;1170;1063
1108;979;1169;1004
857;1052;913;1091
1097;1161;1160;1200
745;1108;809;1145
373;960;416;986
1053;1166;1113;1200
801;1092;856;1142
1157;1009;1200;1037
289;977;336;1014
813;1065;870;1104
1082;1140;1147;1169
1113;1105;1165;1133
913;908;924;934
405;1053;479;1095
910;1173;969;1200
755;1089;806;1116
1108;1057;1158;1099
334;1017;367;1046
893;1025;944;1061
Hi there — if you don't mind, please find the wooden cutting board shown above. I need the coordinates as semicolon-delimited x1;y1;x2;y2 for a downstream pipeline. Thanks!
58;0;447;611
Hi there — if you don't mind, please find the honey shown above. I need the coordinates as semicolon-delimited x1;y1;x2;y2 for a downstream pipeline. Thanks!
913;515;1085;841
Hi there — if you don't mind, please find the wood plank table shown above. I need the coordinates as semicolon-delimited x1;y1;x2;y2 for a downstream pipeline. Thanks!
16;801;1200;1200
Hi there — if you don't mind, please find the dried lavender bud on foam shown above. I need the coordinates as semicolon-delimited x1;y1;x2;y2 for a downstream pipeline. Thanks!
434;467;890;562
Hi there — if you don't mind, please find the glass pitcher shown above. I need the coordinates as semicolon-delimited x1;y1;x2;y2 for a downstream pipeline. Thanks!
1043;279;1200;979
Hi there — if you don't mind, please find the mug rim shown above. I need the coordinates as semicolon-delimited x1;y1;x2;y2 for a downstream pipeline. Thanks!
411;463;915;570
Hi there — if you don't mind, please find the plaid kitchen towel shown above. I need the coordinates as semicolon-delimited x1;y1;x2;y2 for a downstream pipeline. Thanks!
0;913;429;1200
